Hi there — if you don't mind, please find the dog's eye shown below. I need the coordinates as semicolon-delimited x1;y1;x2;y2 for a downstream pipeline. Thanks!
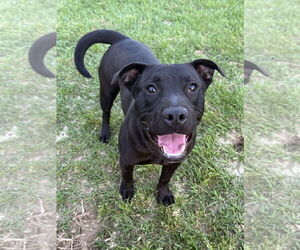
188;83;198;92
146;85;157;94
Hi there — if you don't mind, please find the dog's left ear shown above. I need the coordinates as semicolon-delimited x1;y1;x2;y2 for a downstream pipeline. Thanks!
111;63;147;91
190;59;226;89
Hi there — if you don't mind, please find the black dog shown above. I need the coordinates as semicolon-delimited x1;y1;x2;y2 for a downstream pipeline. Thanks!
74;30;225;205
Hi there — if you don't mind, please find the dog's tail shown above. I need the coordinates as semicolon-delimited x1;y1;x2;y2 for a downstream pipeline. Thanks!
28;32;56;78
74;30;129;78
244;60;270;76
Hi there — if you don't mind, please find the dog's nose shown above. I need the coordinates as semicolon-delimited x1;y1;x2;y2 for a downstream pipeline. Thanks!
163;107;188;127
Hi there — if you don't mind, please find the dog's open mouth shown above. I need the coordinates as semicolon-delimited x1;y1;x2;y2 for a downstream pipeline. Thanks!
157;133;187;158
150;132;192;159
142;122;192;159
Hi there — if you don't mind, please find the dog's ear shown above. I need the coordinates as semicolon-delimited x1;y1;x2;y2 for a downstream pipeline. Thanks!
111;63;147;91
190;59;225;89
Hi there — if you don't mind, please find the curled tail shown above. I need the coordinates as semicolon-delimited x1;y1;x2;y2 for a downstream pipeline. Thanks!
74;30;129;78
244;60;270;77
244;60;270;84
28;32;56;78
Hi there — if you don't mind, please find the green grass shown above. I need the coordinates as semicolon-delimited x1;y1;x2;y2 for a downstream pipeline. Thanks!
244;0;300;249
57;0;243;248
0;0;56;247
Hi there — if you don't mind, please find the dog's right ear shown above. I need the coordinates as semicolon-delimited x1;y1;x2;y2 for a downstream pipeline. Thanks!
111;63;147;91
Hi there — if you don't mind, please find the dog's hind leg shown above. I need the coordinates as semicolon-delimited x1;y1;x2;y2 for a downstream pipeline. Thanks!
99;78;120;143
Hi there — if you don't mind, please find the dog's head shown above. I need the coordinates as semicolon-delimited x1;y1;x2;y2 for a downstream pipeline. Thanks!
112;59;225;162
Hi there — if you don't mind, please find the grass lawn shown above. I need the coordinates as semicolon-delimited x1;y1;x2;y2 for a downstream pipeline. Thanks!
244;0;300;249
57;0;243;248
0;0;56;248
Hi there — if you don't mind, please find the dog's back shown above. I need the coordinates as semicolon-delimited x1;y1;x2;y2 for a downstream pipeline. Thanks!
74;29;159;80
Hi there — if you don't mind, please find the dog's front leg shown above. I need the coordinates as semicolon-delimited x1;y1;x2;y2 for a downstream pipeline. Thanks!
156;164;180;206
119;163;135;201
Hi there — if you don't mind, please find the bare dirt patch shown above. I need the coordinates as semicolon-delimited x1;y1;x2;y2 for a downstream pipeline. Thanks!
57;200;101;250
0;198;56;249
284;135;300;152
218;130;244;152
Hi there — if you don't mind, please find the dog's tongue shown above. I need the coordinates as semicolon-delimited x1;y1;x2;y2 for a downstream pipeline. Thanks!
157;133;186;156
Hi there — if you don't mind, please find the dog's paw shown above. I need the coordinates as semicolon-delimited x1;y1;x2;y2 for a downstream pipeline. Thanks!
99;130;110;143
120;186;135;201
157;191;175;206
99;134;110;143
